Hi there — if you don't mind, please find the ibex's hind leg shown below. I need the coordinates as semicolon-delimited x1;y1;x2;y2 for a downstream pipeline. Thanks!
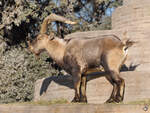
116;77;125;102
106;70;125;103
80;75;87;103
103;49;126;103
105;73;118;103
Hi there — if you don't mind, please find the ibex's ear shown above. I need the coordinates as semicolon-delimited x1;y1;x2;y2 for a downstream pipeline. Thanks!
37;34;43;40
123;39;137;50
48;33;55;40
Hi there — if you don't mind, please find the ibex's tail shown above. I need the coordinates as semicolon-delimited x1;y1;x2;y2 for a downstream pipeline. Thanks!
40;13;77;34
122;31;136;50
123;39;136;51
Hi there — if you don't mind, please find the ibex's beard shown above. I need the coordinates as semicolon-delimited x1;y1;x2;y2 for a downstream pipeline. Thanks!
29;48;40;59
34;51;40;56
33;49;45;57
34;53;40;59
27;41;39;55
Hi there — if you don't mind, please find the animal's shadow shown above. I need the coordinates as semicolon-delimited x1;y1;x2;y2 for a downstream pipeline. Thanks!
40;63;140;96
40;71;106;96
120;63;140;72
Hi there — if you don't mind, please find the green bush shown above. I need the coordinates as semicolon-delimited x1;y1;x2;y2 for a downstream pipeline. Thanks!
0;43;59;103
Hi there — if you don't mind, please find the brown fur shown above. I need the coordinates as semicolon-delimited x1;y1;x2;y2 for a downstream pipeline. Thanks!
28;14;134;103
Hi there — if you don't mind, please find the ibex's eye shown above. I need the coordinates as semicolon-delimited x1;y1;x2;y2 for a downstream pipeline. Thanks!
48;35;54;40
50;37;54;40
37;37;42;40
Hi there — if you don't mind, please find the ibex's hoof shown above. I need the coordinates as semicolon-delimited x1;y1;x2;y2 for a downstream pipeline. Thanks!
105;97;123;103
71;97;80;103
80;97;88;103
114;96;123;103
105;98;115;103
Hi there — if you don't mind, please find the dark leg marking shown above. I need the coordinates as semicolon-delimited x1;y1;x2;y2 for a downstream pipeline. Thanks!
105;73;117;103
105;70;125;103
71;72;82;103
116;77;125;102
80;75;87;103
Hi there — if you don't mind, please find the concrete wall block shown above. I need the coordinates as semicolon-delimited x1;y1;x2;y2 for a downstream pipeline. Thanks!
0;104;149;113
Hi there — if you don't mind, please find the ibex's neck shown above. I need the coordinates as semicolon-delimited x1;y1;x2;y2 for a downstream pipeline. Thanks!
45;38;66;65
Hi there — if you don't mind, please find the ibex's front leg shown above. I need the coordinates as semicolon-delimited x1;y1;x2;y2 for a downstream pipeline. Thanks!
80;75;87;103
72;72;82;103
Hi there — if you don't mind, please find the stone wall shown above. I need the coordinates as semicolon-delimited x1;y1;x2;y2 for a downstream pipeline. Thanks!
0;104;149;113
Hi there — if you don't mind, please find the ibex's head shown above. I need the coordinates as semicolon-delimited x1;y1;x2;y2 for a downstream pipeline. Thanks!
28;34;46;56
28;13;76;56
28;33;55;56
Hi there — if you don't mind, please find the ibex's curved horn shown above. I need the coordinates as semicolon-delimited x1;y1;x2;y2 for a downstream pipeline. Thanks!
40;13;77;34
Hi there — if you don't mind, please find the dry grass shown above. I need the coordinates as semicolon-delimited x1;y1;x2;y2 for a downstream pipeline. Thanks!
126;99;150;105
5;99;69;106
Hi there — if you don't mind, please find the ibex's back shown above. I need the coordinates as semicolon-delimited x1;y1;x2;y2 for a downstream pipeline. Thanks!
63;35;125;73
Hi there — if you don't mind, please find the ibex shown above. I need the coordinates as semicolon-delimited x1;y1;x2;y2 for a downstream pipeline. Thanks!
28;13;134;103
